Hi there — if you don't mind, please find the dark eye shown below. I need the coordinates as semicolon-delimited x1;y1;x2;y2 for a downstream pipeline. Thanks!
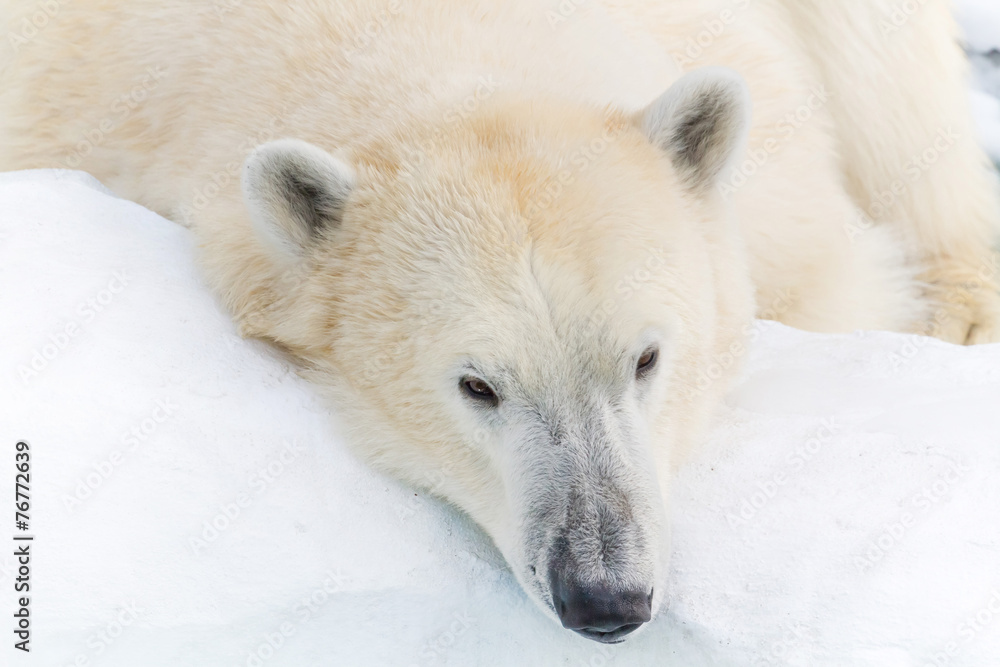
461;376;499;405
636;348;658;378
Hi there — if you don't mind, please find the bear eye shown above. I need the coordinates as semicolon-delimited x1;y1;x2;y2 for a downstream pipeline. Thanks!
636;347;658;378
461;376;499;405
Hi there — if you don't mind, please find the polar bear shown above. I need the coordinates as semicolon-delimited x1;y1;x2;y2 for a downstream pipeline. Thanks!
1;0;998;643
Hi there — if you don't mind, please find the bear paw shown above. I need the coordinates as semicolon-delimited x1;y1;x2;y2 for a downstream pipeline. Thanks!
920;254;1000;345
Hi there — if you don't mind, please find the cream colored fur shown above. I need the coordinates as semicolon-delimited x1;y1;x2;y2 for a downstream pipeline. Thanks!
1;0;998;635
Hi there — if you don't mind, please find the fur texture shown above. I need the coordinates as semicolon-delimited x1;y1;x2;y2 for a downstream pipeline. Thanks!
1;0;998;640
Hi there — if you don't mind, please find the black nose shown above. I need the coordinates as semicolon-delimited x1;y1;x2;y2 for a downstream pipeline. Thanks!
550;577;652;643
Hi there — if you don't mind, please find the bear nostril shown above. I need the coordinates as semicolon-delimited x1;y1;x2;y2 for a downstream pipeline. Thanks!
550;577;652;643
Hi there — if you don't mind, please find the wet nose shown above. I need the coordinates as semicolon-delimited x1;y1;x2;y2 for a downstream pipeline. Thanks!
550;576;652;643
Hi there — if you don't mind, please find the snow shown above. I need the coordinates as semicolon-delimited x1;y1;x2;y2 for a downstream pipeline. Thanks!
4;169;1000;666
955;0;1000;54
957;0;1000;163
2;9;1000;666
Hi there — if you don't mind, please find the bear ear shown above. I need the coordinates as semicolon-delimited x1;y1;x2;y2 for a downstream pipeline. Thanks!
242;139;355;263
638;67;751;193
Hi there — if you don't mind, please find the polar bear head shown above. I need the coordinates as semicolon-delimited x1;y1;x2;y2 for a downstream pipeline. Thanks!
240;68;753;643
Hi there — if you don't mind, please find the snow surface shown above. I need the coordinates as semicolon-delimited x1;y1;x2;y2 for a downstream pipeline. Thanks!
3;8;1000;666
3;171;1000;666
955;0;1000;54
957;0;1000;162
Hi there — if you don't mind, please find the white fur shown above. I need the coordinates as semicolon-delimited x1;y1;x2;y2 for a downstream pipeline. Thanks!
243;139;357;266
1;0;998;640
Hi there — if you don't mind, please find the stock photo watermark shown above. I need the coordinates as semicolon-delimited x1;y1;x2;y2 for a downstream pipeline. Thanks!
60;399;178;512
878;0;933;36
12;441;33;653
853;459;971;574
341;0;407;60
844;126;961;243
58;602;145;667
6;0;67;53
718;86;832;199
725;418;843;529
188;439;306;556
16;270;133;386
690;289;797;398
922;587;1000;666
62;66;169;169
672;0;756;68
242;569;350;666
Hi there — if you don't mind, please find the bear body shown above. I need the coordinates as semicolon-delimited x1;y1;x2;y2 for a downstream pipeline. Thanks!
3;0;999;343
2;0;998;639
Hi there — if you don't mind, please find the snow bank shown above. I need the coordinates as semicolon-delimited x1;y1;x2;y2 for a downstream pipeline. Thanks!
2;170;1000;666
